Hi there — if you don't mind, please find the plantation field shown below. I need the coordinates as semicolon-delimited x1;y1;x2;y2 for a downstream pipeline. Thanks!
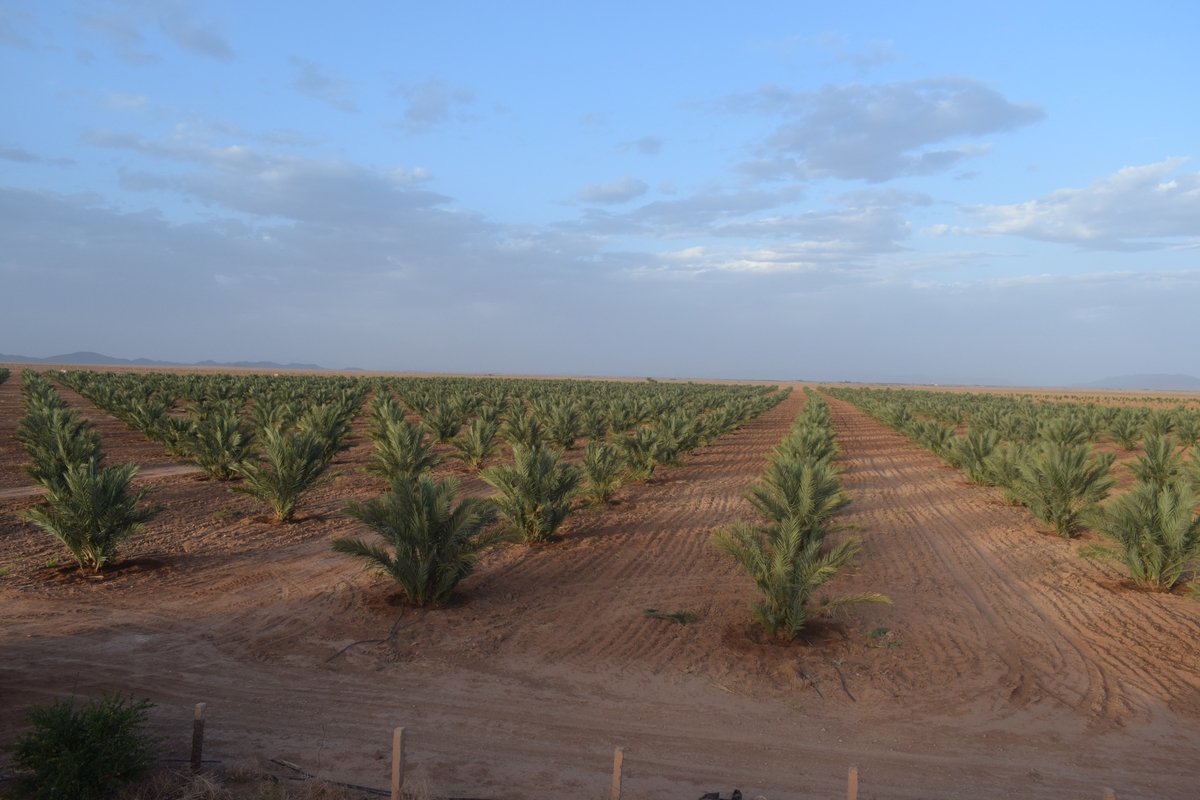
3;371;1200;799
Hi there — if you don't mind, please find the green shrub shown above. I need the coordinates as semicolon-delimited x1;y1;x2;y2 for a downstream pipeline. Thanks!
5;693;158;800
334;476;504;605
19;460;160;573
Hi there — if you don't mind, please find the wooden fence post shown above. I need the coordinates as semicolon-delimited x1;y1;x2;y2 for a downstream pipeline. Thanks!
611;747;624;800
391;727;406;800
189;703;206;773
847;765;858;800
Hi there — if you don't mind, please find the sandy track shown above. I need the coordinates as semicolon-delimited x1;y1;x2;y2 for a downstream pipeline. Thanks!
4;388;1200;798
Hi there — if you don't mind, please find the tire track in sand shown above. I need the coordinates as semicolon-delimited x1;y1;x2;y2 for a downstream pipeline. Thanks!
827;395;1200;723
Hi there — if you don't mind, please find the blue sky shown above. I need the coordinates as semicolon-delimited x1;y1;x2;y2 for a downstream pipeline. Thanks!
2;1;1198;384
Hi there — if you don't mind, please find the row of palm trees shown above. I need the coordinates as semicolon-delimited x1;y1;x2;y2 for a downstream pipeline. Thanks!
13;371;159;573
829;386;1200;591
713;393;888;640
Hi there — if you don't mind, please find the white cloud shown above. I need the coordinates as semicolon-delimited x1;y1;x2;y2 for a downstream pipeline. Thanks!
727;77;1044;183
952;159;1200;250
576;176;649;205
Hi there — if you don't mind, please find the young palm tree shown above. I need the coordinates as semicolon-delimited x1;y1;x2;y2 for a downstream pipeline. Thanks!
984;442;1029;504
366;418;442;487
451;418;500;471
1128;434;1185;489
180;413;257;480
499;410;543;449
1039;417;1090;447
746;455;851;536
248;396;297;434
297;400;359;462
1172;411;1200;448
581;441;624;505
774;423;840;465
616;426;659;481
1144;409;1176;437
581;404;609;442
421;401;466;444
333;476;505;605
366;391;404;441
543;401;583;450
915;420;955;458
1094;480;1200;589
19;460;160;573
16;406;106;493
1106;411;1143;450
712;518;888;640
481;444;581;543
1012;442;1115;537
948;428;1000;485
233;427;337;522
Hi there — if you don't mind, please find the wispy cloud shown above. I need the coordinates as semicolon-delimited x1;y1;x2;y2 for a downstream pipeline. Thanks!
576;176;649;204
615;136;663;155
390;78;474;134
0;145;75;166
77;0;233;63
726;77;1044;183
0;7;35;50
291;57;358;113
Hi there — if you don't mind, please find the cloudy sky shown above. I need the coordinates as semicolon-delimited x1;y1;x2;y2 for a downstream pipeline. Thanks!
2;1;1198;384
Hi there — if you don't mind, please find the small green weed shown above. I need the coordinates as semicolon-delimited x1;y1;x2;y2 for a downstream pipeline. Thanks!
644;608;699;625
213;505;245;523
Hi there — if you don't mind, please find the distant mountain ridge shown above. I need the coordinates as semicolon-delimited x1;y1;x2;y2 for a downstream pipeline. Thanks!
0;351;328;371
1071;373;1200;391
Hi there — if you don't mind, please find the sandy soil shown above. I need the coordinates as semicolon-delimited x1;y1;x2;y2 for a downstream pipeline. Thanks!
3;380;1200;799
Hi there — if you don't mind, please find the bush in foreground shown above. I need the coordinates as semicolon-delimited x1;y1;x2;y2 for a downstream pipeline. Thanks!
5;693;157;800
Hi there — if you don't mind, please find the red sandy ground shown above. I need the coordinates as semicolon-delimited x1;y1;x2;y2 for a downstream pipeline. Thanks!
2;374;1199;799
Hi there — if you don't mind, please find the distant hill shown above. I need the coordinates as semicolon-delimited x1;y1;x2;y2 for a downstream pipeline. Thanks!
1071;374;1200;391
0;351;327;371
